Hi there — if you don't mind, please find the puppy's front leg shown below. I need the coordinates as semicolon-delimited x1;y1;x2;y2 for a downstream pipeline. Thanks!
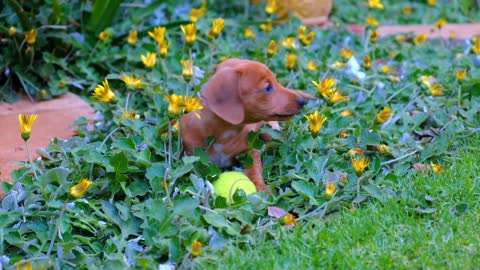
243;150;267;191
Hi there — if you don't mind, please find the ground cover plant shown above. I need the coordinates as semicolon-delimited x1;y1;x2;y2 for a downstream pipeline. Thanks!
1;0;480;269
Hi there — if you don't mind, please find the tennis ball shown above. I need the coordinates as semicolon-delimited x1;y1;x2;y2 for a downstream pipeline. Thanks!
213;171;257;203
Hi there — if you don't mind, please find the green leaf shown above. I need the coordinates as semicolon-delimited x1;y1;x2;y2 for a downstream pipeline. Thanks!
247;132;264;150
203;213;230;228
363;184;385;201
38;167;70;186
174;196;199;218
0;213;17;227
360;129;380;145
146;163;167;181
183;156;200;164
112;138;136;151
291;180;317;204
88;0;122;33
110;152;128;174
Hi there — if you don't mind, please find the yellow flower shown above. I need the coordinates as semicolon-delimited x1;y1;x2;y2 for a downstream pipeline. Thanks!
338;130;348;138
181;59;194;82
98;30;109;41
300;32;315;46
429;84;444;96
305;111;327;137
306;61;317;71
190;8;205;22
380;65;391;74
339;48;354;60
260;19;272;33
435;18;447;29
41;89;48;97
427;0;436;7
92;80;115;103
378;144;391;154
352;155;370;175
370;29;379;43
16;261;32;270
403;6;413;15
25;29;38;45
390;75;400;83
326;88;349;104
148;27;166;44
366;15;379;27
265;0;277;14
181;23;197;46
70;178;93;199
395;34;406;43
348;148;364;157
9;26;16;37
244;28;256;39
472;36;480;54
184;96;204;119
286;54;296;70
191;240;202;257
281;213;296;226
449;31;456;40
58;81;66;88
431;163;444;173
127;30;138;45
312;78;336;97
413;33;428;45
19;114;38;141
164;94;184;115
267;40;278;56
141;52;157;69
121;110;138;120
339;173;348;184
420;75;436;89
282;37;297;50
325;182;336;197
340;109;354;117
298;25;315;46
368;0;384;9
330;61;346;69
208;18;224;40
456;70;467;81
158;39;169;58
376;107;392;124
298;25;307;37
364;55;371;69
120;73;144;88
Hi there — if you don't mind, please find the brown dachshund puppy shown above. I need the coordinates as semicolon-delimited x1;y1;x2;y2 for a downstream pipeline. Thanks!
181;59;315;191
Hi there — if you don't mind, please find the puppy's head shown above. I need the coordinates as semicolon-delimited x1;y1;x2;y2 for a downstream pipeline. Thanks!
202;58;316;125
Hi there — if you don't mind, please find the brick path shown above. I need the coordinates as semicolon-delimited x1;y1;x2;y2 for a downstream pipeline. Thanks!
0;93;94;190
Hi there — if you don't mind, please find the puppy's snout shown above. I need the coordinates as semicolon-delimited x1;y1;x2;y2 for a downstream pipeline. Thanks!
297;97;306;108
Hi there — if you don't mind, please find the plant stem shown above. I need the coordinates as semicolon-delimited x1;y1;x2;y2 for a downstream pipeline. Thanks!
25;140;37;178
168;121;172;165
99;127;119;151
381;149;419;166
47;198;69;256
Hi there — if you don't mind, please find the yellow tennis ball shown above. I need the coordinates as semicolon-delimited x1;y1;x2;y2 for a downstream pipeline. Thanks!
213;171;257;203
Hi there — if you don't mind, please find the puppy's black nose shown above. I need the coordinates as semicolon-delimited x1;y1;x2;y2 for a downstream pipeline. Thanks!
297;97;305;108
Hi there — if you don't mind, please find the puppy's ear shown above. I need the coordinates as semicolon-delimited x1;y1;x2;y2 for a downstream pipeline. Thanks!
295;90;317;100
202;68;245;125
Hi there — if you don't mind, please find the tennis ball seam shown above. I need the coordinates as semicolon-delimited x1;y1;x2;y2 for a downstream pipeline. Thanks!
228;178;251;199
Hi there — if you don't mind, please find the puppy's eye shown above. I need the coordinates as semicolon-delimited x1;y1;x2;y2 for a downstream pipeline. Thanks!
264;84;274;94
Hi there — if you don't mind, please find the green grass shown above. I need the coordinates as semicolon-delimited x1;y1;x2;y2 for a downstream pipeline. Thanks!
204;136;480;269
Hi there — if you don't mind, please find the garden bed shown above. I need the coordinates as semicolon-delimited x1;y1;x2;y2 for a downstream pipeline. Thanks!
1;0;479;269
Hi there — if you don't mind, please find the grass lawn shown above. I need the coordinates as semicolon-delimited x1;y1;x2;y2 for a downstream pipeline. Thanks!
208;136;480;269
